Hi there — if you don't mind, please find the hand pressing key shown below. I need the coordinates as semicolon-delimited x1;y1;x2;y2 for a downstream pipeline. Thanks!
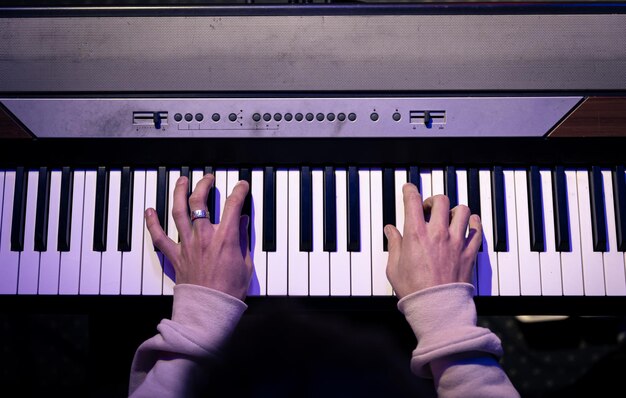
144;174;253;301
385;183;483;299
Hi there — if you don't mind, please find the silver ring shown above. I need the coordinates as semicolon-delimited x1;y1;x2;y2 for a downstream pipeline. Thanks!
190;209;209;222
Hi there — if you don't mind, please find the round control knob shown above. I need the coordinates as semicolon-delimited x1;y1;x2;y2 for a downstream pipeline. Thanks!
174;113;183;122
195;113;204;122
306;113;314;122
253;113;261;122
295;113;304;122
348;113;357;122
285;113;293;121
370;112;379;122
212;113;220;122
338;113;346;122
327;113;336;122
316;113;325;122
229;113;238;122
184;113;193;122
274;113;282;122
263;113;272;122
393;112;401;122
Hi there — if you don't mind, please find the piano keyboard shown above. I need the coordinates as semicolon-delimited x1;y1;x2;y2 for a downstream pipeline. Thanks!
1;165;625;298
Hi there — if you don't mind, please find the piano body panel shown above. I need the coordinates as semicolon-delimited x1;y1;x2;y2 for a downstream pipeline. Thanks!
1;6;626;93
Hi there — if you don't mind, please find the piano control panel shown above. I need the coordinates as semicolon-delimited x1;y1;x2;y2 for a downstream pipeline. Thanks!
1;97;581;138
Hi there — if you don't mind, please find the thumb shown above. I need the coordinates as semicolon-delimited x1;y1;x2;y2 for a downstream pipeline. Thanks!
384;224;402;276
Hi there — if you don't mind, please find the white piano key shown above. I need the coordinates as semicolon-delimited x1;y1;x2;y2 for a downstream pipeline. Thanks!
576;170;605;296
394;169;407;237
514;170;542;296
18;170;41;294
162;169;181;296
497;170;521;296
191;169;204;190
0;171;19;294
539;169;564;295
431;168;444;196
457;169;478;292
309;169;330;296
121;170;145;295
142;170;164;295
420;168;432;200
59;171;85;295
100;170;122;295
288;169;308;296
249;169;266;296
560;170;584;296
214;170;227;224
351;169;372;296
227;169;239;195
38;170;62;294
601;169;626;295
477;169;499;296
267;169;288;295
79;170;101;294
331;169;351;296
370;169;391;296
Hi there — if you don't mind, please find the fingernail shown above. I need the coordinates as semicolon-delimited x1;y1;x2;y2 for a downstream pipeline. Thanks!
383;226;389;238
177;177;186;185
145;208;153;217
203;173;212;179
243;214;250;227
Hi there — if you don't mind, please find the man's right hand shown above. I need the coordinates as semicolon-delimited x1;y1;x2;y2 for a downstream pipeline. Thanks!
384;183;483;299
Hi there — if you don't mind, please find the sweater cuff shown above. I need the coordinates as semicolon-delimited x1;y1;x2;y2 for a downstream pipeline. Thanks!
166;284;248;352
398;283;503;378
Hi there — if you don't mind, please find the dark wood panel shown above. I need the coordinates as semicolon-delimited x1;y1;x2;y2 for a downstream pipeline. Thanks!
0;104;32;139
550;97;626;137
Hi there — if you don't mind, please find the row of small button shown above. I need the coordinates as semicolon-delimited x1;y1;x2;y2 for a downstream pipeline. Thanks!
173;112;404;123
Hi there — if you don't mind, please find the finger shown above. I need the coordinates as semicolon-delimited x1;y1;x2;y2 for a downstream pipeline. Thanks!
449;204;471;238
221;180;250;233
172;176;193;241
402;183;426;237
465;214;483;255
188;174;215;235
384;224;402;276
424;194;450;229
145;208;177;259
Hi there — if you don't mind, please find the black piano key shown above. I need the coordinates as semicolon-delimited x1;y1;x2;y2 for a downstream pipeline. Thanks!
323;166;337;252
347;166;361;252
467;168;481;218
589;166;607;252
527;166;545;252
57;167;73;252
118;167;133;252
552;166;571;252
239;168;252;242
180;166;191;197
491;166;507;252
382;168;395;252
408;166;420;193
156;166;168;232
299;166;313;252
93;166;109;252
239;168;252;219
262;167;276;252
613;165;626;251
204;166;216;223
10;167;28;251
444;166;458;208
34;167;51;252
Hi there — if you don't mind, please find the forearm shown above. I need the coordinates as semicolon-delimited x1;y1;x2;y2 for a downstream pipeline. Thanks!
399;283;519;398
129;284;247;398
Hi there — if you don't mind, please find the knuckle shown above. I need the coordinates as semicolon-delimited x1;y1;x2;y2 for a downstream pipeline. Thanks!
172;206;188;219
